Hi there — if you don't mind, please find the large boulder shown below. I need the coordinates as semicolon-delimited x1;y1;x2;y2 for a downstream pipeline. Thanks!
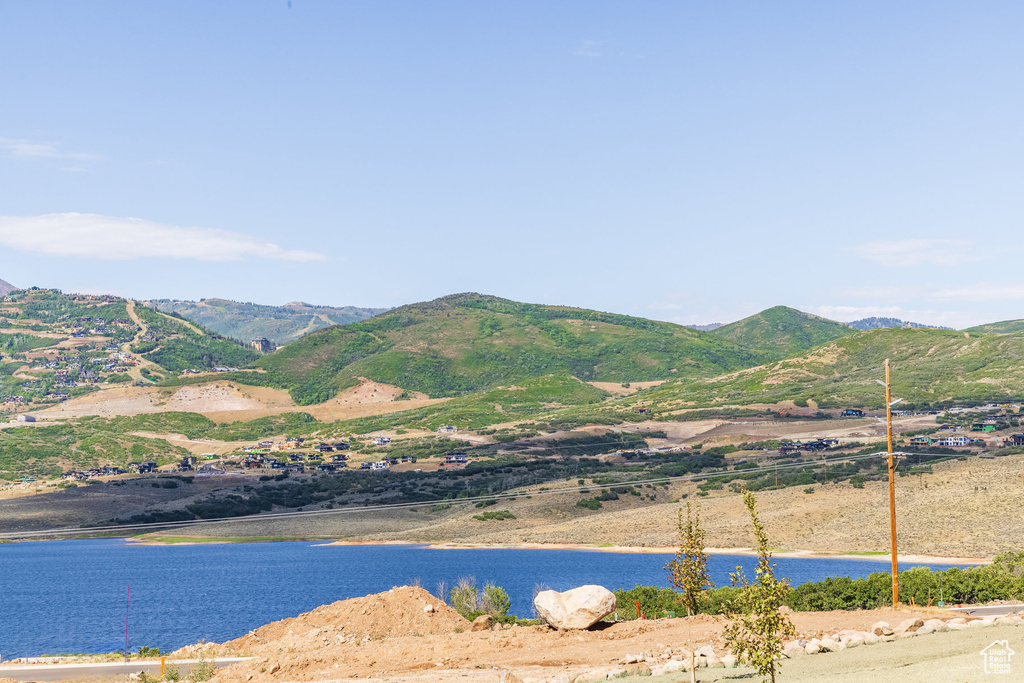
470;614;494;631
533;585;616;630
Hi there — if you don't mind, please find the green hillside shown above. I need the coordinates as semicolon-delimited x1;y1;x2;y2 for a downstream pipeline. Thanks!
712;306;855;361
134;305;260;373
220;293;769;405
150;298;388;346
639;326;1024;410
965;319;1024;335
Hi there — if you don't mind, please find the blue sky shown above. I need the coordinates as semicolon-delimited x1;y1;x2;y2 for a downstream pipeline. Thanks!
2;1;1023;328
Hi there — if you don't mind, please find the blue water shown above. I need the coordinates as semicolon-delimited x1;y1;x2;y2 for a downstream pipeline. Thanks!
0;539;969;658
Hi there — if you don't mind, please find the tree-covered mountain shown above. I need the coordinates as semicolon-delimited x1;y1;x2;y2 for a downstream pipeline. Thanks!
848;316;949;331
149;298;388;346
710;306;855;361
218;293;771;405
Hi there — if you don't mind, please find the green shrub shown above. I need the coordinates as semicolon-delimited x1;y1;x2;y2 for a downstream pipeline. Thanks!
787;553;1024;611
189;657;215;682
450;578;479;618
482;584;511;617
613;586;684;620
473;510;515;521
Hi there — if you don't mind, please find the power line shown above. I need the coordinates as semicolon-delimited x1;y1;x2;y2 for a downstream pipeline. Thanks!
0;451;906;540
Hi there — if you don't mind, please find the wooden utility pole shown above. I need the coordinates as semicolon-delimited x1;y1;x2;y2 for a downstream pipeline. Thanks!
884;360;899;606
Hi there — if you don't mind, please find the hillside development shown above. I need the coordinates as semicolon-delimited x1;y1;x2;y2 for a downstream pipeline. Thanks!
3;287;1024;562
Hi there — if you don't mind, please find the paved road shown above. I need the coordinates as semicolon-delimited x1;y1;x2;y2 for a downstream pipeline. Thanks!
946;604;1024;618
0;657;251;682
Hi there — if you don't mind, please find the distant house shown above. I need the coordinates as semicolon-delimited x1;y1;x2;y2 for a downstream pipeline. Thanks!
971;423;997;432
370;460;390;471
1009;434;1024;446
16;414;36;423
909;436;933;447
936;436;970;447
372;436;391;446
841;409;864;418
437;425;458;434
251;337;276;354
777;443;801;455
444;452;468;465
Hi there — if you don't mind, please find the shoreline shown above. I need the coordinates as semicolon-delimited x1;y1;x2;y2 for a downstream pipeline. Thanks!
36;535;993;564
325;539;991;564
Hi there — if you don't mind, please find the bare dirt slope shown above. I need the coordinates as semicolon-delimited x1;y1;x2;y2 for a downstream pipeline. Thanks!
33;379;445;423
181;587;972;683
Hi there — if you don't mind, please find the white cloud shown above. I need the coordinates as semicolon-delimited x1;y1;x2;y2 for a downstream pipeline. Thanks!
928;283;1024;303
0;213;327;262
0;137;102;162
575;40;603;57
851;239;984;267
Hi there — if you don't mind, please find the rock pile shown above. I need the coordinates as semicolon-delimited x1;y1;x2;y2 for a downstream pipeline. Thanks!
782;613;1024;661
583;613;1024;680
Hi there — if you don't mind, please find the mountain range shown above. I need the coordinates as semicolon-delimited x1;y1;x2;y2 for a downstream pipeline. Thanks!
847;316;951;331
0;278;16;296
148;298;388;346
158;293;1024;411
247;292;768;404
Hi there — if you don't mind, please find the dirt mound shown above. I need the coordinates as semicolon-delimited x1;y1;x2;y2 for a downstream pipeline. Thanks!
225;586;467;653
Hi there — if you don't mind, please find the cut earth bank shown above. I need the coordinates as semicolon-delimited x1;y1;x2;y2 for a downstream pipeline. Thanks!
166;586;1023;683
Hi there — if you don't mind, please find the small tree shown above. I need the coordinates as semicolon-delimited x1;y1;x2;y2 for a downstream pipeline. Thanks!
664;501;713;615
723;489;796;683
450;576;479;618
481;584;511;617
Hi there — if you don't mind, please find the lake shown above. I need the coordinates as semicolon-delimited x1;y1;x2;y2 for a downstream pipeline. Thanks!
0;539;968;658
